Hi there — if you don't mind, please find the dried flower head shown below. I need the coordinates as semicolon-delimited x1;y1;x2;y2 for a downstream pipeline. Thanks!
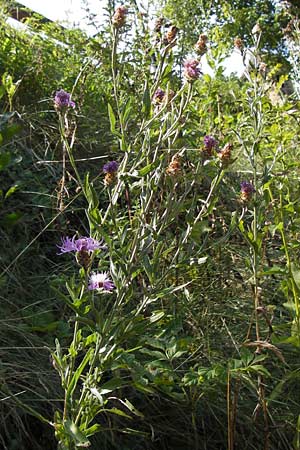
112;5;127;28
54;89;75;110
104;172;117;186
166;89;175;104
164;25;178;44
199;33;208;43
234;37;244;52
259;62;267;74
195;34;208;55
154;17;164;33
88;272;115;292
166;154;181;176
184;59;201;82
240;181;255;201
252;23;262;35
218;143;233;165
283;18;296;36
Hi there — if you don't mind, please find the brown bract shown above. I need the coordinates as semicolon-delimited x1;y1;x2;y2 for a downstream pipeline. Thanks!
112;6;127;28
218;143;233;166
166;154;181;176
104;172;117;186
195;34;208;55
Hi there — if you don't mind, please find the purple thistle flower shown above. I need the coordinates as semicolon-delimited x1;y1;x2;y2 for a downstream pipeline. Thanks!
183;59;201;81
54;89;75;110
88;272;115;292
103;161;119;174
240;181;255;194
153;88;165;104
203;135;217;151
57;236;104;254
240;181;255;201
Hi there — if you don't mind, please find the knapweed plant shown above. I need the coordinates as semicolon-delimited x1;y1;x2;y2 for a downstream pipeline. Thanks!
4;4;298;450
49;7;231;449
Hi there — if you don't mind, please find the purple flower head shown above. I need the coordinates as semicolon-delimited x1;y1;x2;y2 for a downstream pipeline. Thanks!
57;236;104;254
103;160;119;174
203;135;217;151
240;181;255;194
54;89;75;110
184;59;201;81
153;88;165;104
240;181;255;201
88;272;115;292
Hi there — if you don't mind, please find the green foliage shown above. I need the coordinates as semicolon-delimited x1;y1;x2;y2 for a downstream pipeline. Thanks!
160;0;290;63
1;1;300;450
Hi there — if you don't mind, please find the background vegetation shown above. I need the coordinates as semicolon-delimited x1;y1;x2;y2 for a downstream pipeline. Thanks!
0;0;300;449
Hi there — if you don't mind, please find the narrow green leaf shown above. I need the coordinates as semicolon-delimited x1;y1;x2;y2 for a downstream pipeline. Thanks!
104;407;132;419
149;310;164;323
5;184;19;199
142;80;151;119
108;103;116;131
66;348;93;398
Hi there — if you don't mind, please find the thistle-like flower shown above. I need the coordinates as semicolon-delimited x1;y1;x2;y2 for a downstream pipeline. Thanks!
54;89;75;110
88;272;115;292
203;135;217;156
184;59;201;82
103;161;119;174
240;181;255;201
153;88;175;109
153;88;165;104
57;236;104;269
58;236;103;254
203;135;217;151
103;161;119;186
112;5;127;28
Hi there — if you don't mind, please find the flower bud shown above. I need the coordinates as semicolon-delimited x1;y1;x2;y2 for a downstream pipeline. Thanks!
217;143;233;166
54;89;75;110
112;6;127;29
234;37;244;52
240;181;255;201
153;88;165;104
166;154;181;176
203;135;217;156
76;250;91;270
165;25;178;44
195;34;208;55
103;160;119;186
154;17;164;33
252;23;262;35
